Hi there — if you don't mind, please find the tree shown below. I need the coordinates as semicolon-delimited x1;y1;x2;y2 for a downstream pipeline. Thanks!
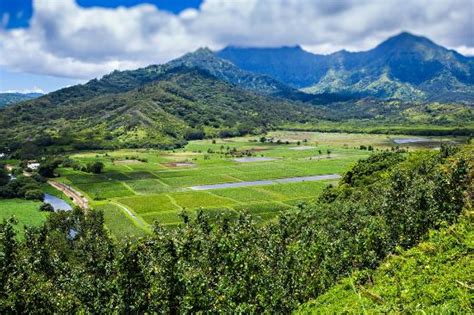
0;163;9;186
24;189;44;200
39;203;54;212
86;161;104;174
38;159;62;178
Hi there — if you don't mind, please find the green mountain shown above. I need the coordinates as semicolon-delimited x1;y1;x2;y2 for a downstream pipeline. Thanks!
0;92;43;108
0;67;318;155
218;32;474;102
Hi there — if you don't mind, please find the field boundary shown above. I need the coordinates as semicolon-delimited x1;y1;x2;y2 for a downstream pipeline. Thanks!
111;201;148;229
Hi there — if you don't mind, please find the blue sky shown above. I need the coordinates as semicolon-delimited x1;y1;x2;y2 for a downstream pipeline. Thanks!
0;0;203;92
0;0;473;93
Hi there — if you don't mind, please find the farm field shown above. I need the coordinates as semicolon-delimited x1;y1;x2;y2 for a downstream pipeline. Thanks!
0;199;48;238
54;131;456;237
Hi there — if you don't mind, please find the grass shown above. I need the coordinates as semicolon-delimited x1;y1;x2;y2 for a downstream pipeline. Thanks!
209;187;278;203
76;181;134;200
118;195;180;214
258;181;330;199
95;203;148;239
170;191;237;210
124;178;170;194
0;199;48;238
141;210;191;225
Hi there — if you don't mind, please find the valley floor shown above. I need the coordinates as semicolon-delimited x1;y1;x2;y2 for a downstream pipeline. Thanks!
0;131;462;239
53;131;459;238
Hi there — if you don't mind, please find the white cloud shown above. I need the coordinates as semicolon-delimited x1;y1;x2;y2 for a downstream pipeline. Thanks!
1;86;45;94
0;0;472;80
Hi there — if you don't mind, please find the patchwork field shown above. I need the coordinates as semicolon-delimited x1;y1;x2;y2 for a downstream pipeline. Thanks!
52;131;456;238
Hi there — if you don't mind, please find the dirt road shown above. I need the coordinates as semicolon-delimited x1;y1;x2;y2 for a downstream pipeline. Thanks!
48;180;89;210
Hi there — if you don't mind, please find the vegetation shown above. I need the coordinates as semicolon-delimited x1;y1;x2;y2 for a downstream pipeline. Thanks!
52;138;369;229
297;212;473;313
0;46;472;159
0;68;321;158
0;92;42;108
0;199;47;237
0;144;470;312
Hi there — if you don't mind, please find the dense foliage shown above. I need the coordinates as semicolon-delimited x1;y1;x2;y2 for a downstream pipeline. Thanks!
297;212;473;313
0;145;471;313
0;163;44;201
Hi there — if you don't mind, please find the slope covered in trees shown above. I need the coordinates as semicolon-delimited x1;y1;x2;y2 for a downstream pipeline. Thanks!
0;144;471;313
0;67;318;157
297;212;473;313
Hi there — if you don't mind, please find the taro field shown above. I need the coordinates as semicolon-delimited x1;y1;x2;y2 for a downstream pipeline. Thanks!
57;131;427;238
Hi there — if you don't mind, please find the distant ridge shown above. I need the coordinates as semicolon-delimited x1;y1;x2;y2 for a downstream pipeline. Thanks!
218;32;474;101
0;92;43;108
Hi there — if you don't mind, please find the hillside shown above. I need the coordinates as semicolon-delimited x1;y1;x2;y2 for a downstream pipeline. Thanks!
218;32;474;102
297;212;473;313
0;92;43;108
0;67;318;155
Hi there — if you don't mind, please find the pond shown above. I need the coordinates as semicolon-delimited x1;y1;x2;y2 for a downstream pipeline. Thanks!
43;194;73;212
289;146;315;151
189;174;341;190
392;138;430;144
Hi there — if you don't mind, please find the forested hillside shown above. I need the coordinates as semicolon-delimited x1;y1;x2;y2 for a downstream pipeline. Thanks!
1;144;471;313
297;211;473;313
0;67;318;157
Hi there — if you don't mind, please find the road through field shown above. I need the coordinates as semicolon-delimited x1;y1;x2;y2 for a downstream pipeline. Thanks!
48;181;89;210
189;174;341;190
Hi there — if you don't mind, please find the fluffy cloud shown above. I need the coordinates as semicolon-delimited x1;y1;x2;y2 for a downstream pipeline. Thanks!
0;0;472;80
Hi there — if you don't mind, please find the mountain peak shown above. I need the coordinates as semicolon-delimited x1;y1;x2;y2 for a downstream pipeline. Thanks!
191;47;214;56
374;31;439;52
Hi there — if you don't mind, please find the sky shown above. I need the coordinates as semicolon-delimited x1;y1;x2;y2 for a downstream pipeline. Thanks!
0;0;473;93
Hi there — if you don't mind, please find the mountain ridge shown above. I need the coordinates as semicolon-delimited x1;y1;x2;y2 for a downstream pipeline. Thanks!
217;32;474;101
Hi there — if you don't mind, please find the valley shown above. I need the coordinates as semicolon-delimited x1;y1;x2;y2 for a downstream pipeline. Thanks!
2;131;461;240
0;10;472;311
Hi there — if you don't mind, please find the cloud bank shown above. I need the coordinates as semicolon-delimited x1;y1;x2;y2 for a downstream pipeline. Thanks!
0;0;472;80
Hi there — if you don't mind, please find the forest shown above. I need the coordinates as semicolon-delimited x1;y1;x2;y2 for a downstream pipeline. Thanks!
1;143;471;313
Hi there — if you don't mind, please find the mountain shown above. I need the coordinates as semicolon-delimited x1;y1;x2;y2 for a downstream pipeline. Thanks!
17;47;317;112
218;46;327;88
0;67;319;156
217;32;474;102
0;92;43;108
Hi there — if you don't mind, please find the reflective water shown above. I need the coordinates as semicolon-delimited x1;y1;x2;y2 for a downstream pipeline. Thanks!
392;138;430;144
43;194;73;211
234;157;276;163
189;174;340;190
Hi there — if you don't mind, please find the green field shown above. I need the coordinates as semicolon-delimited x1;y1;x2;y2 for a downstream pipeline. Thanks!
53;131;457;237
0;199;48;237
